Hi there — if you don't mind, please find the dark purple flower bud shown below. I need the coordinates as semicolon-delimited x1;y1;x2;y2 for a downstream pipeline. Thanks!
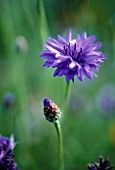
3;92;15;109
88;156;113;170
40;30;106;82
0;134;18;170
43;98;61;123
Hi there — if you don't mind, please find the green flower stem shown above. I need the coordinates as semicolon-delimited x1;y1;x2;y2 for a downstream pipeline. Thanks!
63;81;72;109
54;121;64;170
65;81;71;101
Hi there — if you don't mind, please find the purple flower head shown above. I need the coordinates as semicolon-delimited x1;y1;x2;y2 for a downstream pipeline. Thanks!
0;134;18;170
43;98;61;123
40;30;106;82
88;156;113;170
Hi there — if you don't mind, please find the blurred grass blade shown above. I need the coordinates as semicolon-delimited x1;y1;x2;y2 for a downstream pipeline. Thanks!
36;0;49;42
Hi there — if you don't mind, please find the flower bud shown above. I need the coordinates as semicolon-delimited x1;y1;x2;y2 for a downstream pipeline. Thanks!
43;98;61;123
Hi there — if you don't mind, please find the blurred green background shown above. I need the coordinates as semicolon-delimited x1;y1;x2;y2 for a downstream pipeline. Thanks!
0;0;115;169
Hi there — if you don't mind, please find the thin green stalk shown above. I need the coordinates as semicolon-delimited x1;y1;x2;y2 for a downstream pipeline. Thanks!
65;81;71;101
63;81;71;110
54;121;64;170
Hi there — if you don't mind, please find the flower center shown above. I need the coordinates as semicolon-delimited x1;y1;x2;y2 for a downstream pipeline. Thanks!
63;43;82;63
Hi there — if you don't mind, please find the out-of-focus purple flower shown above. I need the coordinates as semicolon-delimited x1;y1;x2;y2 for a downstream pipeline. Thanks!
96;85;115;115
0;134;18;170
3;92;15;109
40;30;106;82
43;98;61;123
88;156;113;170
